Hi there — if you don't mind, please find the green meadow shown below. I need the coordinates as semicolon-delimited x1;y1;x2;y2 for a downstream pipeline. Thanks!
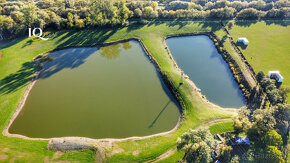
229;20;290;101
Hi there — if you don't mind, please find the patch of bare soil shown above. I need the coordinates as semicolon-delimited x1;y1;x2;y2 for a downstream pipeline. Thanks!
0;154;8;160
132;150;140;156
107;148;124;157
52;151;63;160
2;148;9;152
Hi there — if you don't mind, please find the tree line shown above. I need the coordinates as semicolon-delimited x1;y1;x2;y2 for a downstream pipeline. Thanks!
0;0;289;39
231;71;289;162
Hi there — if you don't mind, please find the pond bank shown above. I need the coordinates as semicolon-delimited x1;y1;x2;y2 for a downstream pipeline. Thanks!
164;32;252;103
3;38;184;140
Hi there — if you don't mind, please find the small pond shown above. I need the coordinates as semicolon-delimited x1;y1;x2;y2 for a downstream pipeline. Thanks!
166;36;246;108
9;40;180;139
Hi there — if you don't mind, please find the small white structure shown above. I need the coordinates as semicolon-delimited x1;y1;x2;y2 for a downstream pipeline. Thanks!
268;71;284;82
237;37;249;45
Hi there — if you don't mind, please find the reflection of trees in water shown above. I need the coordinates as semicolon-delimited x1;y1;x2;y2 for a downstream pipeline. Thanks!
99;41;132;60
122;41;132;50
99;44;121;60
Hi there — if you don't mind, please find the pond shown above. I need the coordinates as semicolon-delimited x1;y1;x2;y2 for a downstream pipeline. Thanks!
166;36;246;108
9;40;180;139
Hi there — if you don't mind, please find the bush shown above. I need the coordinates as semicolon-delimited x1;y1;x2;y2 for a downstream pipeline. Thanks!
236;8;265;19
263;130;283;148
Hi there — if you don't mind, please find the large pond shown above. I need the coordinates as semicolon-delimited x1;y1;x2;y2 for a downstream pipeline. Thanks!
166;36;246;108
9;40;180;139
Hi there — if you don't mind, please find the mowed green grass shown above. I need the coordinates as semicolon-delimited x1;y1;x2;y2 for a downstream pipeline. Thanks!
0;21;235;162
229;20;290;101
209;121;234;135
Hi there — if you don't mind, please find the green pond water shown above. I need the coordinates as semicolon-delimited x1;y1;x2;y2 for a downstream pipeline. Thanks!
166;36;246;108
9;40;180;139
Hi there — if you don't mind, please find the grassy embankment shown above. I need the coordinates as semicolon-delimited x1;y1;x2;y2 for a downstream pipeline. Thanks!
228;20;290;102
1;21;237;162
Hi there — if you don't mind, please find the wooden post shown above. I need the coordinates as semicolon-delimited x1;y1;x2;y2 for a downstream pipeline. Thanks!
180;71;184;85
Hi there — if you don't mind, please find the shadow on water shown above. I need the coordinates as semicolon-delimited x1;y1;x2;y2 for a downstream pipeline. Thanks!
0;48;98;95
29;28;124;79
38;48;97;79
148;83;182;128
0;62;37;95
149;100;171;128
0;29;118;95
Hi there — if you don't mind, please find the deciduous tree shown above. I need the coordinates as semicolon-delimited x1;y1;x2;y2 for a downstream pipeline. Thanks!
177;128;216;163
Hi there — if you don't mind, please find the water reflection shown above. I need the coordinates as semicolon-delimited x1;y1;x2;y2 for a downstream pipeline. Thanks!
99;41;133;60
122;41;132;50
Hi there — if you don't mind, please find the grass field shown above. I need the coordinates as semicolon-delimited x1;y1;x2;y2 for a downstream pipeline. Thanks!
0;20;288;162
228;20;290;102
209;121;234;135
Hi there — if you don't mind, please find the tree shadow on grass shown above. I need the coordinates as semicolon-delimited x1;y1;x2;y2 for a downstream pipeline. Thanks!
0;62;37;95
0;37;26;49
198;21;223;32
220;34;228;44
165;19;190;30
264;19;290;26
55;29;118;48
148;19;165;27
236;42;248;50
126;23;146;32
22;39;33;48
235;20;289;27
235;20;258;27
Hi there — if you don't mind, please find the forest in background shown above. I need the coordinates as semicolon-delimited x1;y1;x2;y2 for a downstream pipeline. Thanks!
0;0;289;39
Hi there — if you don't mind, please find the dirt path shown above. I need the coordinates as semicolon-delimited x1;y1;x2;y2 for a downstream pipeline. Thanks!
145;147;177;163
